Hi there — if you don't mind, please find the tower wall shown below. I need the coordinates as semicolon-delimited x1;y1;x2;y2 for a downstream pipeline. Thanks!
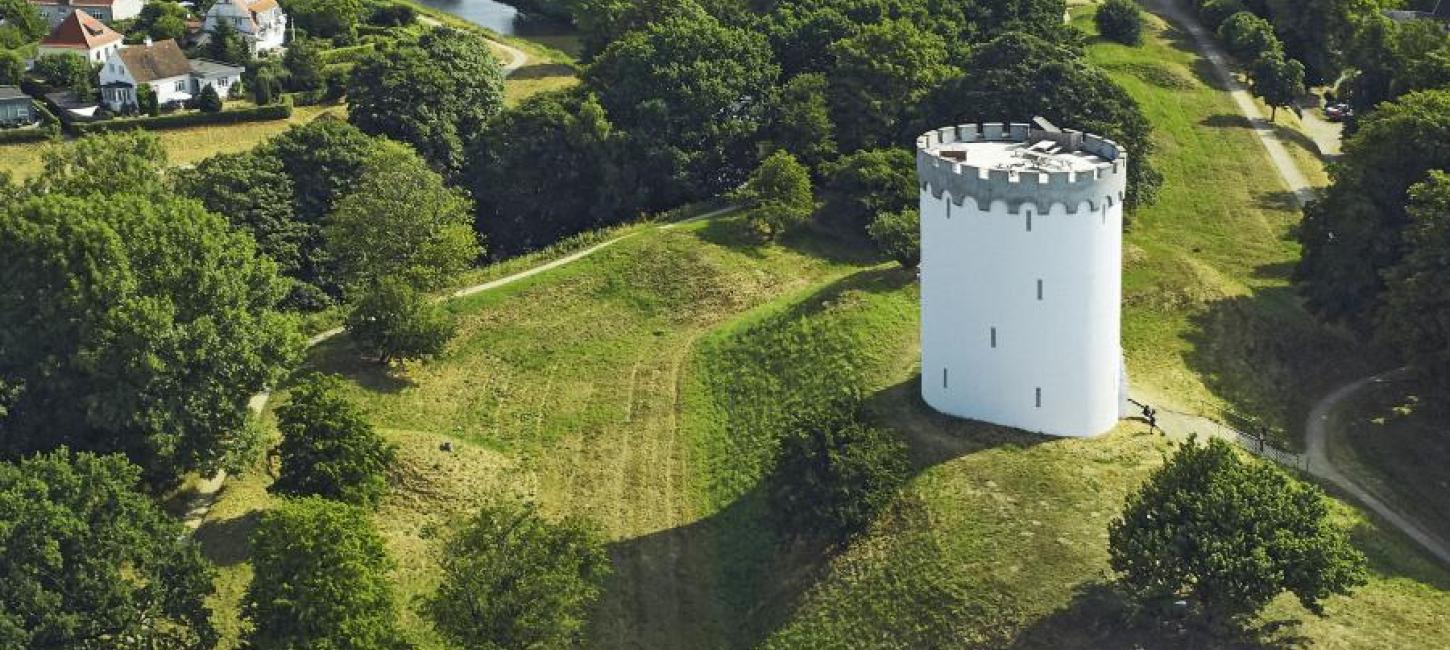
918;123;1127;438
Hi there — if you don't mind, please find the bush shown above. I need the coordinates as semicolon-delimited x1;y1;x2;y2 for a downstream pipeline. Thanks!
866;208;920;269
197;84;223;113
68;98;293;134
425;501;612;650
345;277;456;365
767;408;910;542
1096;0;1144;45
272;373;397;507
1109;438;1367;626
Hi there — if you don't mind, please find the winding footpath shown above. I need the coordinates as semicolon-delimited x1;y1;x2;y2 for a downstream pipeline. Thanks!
1147;0;1450;567
418;14;529;75
182;207;740;529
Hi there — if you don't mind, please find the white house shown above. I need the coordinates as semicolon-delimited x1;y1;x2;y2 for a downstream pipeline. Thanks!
99;39;243;111
36;10;123;65
29;0;143;28
201;0;286;54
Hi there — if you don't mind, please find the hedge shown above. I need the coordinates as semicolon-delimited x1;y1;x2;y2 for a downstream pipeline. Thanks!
68;98;293;134
320;43;377;65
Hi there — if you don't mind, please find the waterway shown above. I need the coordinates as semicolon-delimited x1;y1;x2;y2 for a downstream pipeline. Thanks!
411;0;577;52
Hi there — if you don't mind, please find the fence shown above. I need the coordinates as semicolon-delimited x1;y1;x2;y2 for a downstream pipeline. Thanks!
1126;398;1309;472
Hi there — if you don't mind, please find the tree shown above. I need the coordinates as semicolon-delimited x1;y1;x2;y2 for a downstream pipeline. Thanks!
1342;17;1450;113
32;53;93;94
245;496;402;650
175;150;306;297
345;278;457;365
733;150;815;240
286;0;365;39
587;14;779;207
1377;172;1450;390
137;82;159;115
1217;11;1282;62
826;19;956;152
0;135;304;484
197;83;224;112
368;2;417;26
248;58;284;105
283;37;325;92
1295;89;1450;331
326;141;480;292
272;373;396;506
0;50;23;86
1249;52;1305;121
348;27;504;175
923;31;1162;209
819;147;917;235
424;501;612;650
0;0;46;44
765;72;838;173
206;18;250;66
1109;439;1367;626
867;208;920;268
767;408;909;542
1096;0;1144;45
0;449;218;649
134;1;190;42
468;89;634;257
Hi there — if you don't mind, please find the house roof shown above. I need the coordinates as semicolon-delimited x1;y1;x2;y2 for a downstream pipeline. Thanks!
115;39;193;82
247;0;279;12
40;10;122;50
1435;0;1450;19
31;0;118;6
188;58;244;77
0;86;29;102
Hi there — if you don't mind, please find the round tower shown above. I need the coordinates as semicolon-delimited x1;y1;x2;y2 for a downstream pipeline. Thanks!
917;120;1129;438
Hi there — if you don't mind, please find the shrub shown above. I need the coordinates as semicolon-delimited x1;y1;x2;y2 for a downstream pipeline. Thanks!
345;277;456;365
1096;0;1144;45
1109;438;1367;626
68;98;292;134
197;84;223;113
866;208;920;269
732;150;814;241
272;373;397;506
425;501;612;650
767;408;910;542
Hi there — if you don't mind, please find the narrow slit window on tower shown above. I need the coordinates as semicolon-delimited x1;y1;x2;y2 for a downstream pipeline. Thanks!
990;327;997;348
1026;210;1033;232
943;367;949;389
1036;279;1043;301
946;201;951;219
1035;387;1042;408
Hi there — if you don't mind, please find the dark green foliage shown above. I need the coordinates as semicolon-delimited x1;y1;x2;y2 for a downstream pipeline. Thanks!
272;373;396;506
924;31;1162;209
1196;0;1247;27
1217;11;1282;62
767;408;910;542
424;501;613;650
368;1;416;26
764;72;838;173
134;1;190;42
137;82;159;115
206;18;251;65
1095;0;1144;45
1343;18;1450;113
198;83;224;113
1377;172;1450;390
0;50;24;86
826;18;955;151
68;97;292;133
32;53;93;95
346;277;457;364
734;150;815;240
1295;90;1450;331
587;14;779;208
0;449;218;649
326;141;480;292
569;0;711;59
0;0;45;45
176;150;305;290
348;27;504;175
0;133;303;483
1262;0;1383;83
468;89;634;257
286;0;365;39
1109;439;1367;624
283;37;325;92
819;147;917;235
867;208;920;268
245;496;402;650
1249;52;1305;120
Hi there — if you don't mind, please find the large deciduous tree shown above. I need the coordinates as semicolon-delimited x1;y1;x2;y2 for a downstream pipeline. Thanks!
348;27;504;175
1109;439;1367;625
764;72;839;174
345;277;457;365
587;14;778;208
1249;52;1306;121
825;18;956;152
272;373;396;506
1376;172;1450;389
245;496;402;650
0;449;217;648
285;0;365;40
1295;89;1450;331
734;150;815;241
1217;11;1283;62
326;140;480;293
424;501;612;650
819;147;917;235
0;135;303;484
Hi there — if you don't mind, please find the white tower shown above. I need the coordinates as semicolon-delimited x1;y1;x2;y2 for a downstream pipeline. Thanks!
917;120;1129;438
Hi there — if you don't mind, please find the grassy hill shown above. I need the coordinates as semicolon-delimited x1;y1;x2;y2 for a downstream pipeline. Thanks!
189;6;1450;650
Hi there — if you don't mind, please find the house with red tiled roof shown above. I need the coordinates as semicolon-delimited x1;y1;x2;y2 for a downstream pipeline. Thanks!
202;0;287;54
28;0;143;28
36;10;123;64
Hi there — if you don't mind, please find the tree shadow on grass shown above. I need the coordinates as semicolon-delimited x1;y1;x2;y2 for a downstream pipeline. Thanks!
1007;582;1310;649
306;336;416;395
507;62;576;80
194;509;262;568
1155;22;1230;92
693;212;883;266
1199;114;1328;166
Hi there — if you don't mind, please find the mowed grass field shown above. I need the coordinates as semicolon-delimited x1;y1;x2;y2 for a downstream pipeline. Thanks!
1073;8;1377;445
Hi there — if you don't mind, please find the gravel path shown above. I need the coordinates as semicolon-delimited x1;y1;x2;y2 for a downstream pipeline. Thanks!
417;15;529;75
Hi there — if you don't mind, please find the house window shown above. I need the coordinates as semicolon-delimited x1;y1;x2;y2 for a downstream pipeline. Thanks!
176;80;186;93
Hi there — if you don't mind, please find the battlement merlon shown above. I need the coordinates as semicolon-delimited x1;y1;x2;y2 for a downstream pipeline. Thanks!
915;122;1130;215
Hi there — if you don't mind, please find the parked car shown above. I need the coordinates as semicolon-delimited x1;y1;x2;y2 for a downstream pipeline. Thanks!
1324;103;1354;122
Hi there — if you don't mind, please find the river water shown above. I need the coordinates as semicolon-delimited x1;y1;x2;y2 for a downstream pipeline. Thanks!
411;0;570;39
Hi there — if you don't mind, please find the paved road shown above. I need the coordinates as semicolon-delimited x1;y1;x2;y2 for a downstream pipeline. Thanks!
181;206;740;529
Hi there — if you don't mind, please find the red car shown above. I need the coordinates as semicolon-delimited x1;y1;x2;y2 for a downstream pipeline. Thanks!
1324;103;1354;122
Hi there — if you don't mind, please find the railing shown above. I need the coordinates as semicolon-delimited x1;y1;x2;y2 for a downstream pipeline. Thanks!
1126;398;1309;472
